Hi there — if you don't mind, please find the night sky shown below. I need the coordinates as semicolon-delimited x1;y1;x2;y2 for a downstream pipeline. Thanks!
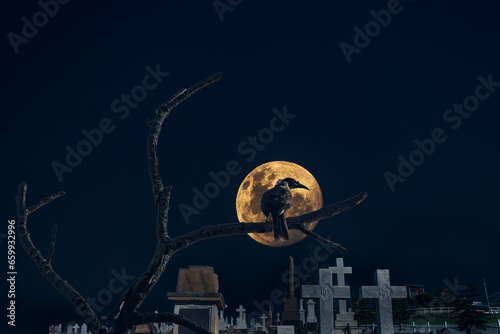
2;1;500;333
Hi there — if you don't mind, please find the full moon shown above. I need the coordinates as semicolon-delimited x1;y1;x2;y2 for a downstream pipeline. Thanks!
236;161;323;247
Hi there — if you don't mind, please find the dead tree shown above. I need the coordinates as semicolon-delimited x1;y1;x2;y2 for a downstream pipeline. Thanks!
15;73;367;334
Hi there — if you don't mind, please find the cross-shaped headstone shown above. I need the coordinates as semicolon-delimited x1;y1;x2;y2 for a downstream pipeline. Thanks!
236;305;245;320
276;313;281;322
301;268;350;334
235;305;247;329
73;324;80;333
360;269;406;334
261;313;268;327
329;258;352;314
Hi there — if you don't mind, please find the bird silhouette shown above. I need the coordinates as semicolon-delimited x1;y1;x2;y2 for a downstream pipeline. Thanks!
260;178;309;242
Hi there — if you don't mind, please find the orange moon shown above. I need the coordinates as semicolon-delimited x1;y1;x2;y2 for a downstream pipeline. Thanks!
236;161;323;247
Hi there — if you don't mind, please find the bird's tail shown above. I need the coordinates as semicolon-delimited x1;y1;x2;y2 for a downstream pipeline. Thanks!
273;214;289;242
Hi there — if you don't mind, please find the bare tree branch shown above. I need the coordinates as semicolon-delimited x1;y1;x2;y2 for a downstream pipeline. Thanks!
15;182;103;334
131;312;212;334
27;190;65;214
46;224;58;264
167;192;367;253
146;72;222;207
297;223;347;253
112;73;223;334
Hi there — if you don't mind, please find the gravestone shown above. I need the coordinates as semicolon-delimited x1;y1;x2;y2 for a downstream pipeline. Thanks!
301;268;350;334
249;317;257;331
329;258;361;333
81;323;88;334
277;325;295;334
261;313;268;330
330;258;352;315
282;257;302;327
167;266;225;334
360;270;406;334
305;299;317;324
298;300;305;324
234;305;247;330
219;310;228;331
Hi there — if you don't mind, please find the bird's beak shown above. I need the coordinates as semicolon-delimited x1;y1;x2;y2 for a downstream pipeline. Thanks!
295;182;309;190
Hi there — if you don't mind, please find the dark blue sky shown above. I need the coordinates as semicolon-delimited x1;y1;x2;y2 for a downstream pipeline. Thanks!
2;1;500;333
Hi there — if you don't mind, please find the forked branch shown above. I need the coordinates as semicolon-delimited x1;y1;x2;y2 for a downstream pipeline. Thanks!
15;183;104;334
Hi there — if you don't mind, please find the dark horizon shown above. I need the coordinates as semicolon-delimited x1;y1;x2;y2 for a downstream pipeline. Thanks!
2;0;500;333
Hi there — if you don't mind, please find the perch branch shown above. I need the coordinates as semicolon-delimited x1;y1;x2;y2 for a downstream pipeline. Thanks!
131;312;212;334
46;224;58;264
15;182;103;334
168;192;367;253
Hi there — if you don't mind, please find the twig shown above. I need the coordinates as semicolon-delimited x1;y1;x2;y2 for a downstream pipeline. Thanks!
27;191;65;214
297;223;347;253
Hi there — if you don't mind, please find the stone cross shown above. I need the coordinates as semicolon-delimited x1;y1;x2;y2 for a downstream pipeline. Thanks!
276;313;281;322
306;299;317;323
261;313;268;327
73;324;80;333
236;305;245;320
301;268;350;333
235;305;247;329
330;258;352;314
360;269;406;334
